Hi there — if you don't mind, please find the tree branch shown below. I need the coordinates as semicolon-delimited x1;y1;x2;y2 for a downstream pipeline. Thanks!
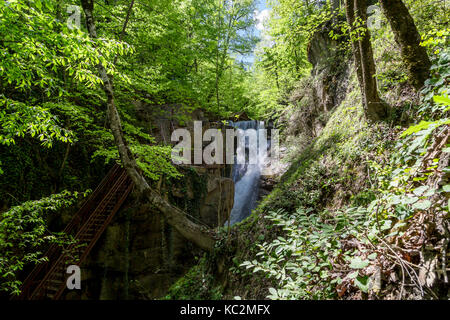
80;0;216;251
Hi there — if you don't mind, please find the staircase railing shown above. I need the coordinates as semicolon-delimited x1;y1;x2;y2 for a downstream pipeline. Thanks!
15;164;134;300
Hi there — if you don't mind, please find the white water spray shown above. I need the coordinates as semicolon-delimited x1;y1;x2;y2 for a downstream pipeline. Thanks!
227;121;269;225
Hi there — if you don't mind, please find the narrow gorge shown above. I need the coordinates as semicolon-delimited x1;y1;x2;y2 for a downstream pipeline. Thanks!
0;0;448;303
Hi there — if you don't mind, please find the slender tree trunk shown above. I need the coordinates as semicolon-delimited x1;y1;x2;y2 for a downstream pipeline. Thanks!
215;0;235;113
354;0;386;119
345;0;366;107
215;1;222;113
80;0;215;251
379;0;431;90
345;0;387;121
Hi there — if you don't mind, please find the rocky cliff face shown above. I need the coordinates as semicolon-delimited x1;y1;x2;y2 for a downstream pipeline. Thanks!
307;21;350;116
62;103;235;300
285;18;351;140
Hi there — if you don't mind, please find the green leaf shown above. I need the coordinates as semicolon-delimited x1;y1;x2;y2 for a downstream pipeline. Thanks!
354;275;370;293
35;0;42;11
404;196;419;205
381;219;392;231
423;188;436;197
433;95;450;106
349;257;369;269
367;253;377;260
412;200;432;210
401;119;450;137
413;186;428;196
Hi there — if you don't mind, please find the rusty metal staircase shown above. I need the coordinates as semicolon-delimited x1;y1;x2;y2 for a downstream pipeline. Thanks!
15;164;134;300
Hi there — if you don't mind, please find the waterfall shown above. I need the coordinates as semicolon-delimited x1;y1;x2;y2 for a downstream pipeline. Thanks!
227;120;268;225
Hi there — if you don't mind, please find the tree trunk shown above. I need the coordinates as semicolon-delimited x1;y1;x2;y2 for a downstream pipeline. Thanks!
345;0;366;107
345;0;387;121
354;0;386;120
80;0;216;251
379;0;431;90
331;0;341;11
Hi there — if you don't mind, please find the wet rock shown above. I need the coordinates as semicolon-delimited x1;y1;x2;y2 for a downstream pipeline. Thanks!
77;164;234;300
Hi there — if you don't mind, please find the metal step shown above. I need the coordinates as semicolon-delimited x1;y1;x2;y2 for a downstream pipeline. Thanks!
15;164;134;300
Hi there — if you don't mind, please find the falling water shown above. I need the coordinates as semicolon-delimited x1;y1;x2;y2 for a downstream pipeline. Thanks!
227;120;268;225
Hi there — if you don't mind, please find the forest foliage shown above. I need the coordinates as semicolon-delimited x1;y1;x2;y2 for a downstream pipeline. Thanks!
0;0;449;299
